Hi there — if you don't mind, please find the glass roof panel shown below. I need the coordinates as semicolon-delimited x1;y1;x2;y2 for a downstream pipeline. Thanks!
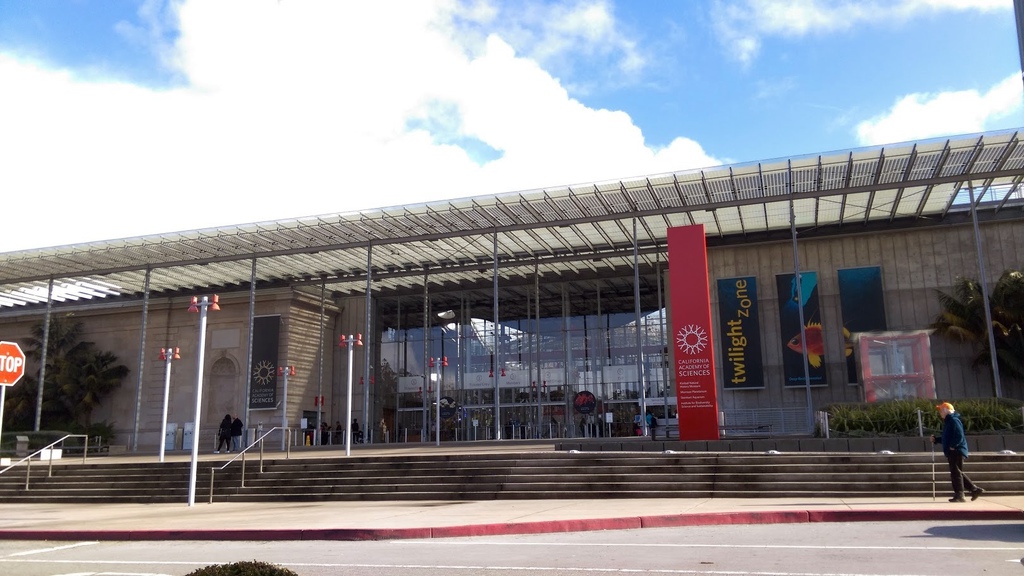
893;186;929;218
738;204;767;233
764;200;791;231
816;194;843;225
715;207;743;235
689;211;720;236
792;197;817;227
868;190;901;221
841;192;873;223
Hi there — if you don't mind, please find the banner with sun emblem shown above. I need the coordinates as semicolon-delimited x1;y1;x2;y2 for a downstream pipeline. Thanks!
666;225;720;441
717;276;764;389
248;315;281;409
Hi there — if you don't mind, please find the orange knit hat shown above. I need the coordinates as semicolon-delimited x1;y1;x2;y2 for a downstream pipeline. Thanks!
935;402;954;412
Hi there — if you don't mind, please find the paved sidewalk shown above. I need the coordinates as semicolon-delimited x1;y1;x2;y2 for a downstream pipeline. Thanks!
0;444;1020;541
0;495;1020;541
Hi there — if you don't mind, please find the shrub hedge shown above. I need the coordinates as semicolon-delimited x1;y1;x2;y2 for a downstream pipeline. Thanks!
821;397;1024;437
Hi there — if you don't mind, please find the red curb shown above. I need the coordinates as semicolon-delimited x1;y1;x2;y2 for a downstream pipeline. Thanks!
430;517;643;538
641;511;810;527
304;527;433;540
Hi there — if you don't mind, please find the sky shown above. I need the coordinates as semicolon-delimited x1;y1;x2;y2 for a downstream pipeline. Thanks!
0;0;1021;252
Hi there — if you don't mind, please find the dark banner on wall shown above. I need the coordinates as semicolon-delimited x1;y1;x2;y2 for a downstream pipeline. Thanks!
667;225;720;441
717;276;764;389
248;315;281;409
776;271;827;387
838;266;888;383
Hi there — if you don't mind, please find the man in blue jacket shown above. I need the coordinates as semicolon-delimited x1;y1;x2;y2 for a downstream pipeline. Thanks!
930;402;984;503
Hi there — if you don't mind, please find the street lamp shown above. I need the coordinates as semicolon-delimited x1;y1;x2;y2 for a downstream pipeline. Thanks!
277;365;295;450
429;356;447;446
435;309;458;442
186;294;219;507
339;334;362;456
157;346;180;463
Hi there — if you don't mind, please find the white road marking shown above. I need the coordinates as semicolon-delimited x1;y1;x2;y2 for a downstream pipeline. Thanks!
397;540;1024;552
8;542;98;556
0;558;950;576
53;572;172;576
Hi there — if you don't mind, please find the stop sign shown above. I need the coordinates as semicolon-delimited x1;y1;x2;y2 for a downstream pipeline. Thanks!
0;341;26;386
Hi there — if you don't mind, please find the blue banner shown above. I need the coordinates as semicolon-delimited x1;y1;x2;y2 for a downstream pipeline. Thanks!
776;271;827;387
838;266;888;383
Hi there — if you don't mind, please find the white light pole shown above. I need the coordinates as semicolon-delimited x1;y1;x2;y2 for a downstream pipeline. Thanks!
278;365;294;451
186;295;219;507
430;356;447;446
339;334;362;457
158;346;180;463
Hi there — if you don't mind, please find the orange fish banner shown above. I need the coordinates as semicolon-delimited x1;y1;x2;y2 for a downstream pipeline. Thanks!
775;272;828;387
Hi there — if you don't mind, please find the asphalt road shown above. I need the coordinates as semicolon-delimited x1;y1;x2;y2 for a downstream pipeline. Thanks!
0;520;1021;576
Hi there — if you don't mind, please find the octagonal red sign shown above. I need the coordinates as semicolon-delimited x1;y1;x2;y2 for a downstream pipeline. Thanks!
0;341;26;386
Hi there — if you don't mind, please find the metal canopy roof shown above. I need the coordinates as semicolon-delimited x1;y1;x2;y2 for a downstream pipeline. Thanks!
1;129;1022;312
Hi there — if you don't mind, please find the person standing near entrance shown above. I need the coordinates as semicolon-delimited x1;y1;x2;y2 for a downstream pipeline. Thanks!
352;418;362;443
215;414;232;454
230;415;243;452
931;402;984;502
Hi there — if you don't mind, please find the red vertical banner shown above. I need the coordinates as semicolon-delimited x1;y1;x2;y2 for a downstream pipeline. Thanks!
667;225;720;440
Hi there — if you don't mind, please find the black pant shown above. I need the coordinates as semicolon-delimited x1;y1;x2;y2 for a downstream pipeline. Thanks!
946;452;977;495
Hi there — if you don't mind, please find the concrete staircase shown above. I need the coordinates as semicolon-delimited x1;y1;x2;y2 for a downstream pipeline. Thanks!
1;449;1023;504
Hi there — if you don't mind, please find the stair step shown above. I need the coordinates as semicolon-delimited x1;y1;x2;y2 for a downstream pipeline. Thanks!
0;451;1021;503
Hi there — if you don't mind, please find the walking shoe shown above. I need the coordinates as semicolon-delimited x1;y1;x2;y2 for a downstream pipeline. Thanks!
214;451;219;454
970;487;985;501
949;495;966;502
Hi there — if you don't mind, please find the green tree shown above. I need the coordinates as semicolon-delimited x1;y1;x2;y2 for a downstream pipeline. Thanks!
56;349;130;428
931;269;1024;383
3;314;129;431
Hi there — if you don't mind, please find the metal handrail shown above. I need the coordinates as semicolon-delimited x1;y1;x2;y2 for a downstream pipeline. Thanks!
0;434;90;490
208;426;291;503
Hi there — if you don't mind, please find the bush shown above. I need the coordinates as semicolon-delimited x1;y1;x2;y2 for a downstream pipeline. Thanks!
184;560;298;576
821;398;1024;437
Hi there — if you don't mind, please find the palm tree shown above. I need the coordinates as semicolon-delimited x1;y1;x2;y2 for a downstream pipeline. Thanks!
3;314;129;432
931;270;1024;383
56;350;130;429
5;314;89;429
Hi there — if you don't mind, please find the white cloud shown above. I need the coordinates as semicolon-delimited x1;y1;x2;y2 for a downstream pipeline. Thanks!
456;0;646;88
712;0;1009;65
855;73;1023;145
0;0;716;252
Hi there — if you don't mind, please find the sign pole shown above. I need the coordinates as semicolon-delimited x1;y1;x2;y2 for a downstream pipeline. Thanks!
0;385;6;449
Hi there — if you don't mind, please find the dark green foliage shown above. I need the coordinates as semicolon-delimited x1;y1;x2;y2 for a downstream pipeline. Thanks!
184;560;299;576
931;269;1024;383
822;398;1024;437
2;314;129;434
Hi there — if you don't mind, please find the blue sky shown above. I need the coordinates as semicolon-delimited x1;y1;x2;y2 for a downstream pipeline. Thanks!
0;0;1020;251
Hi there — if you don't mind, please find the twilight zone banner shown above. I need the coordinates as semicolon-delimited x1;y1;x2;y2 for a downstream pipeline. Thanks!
775;271;827;387
667;225;720;441
717;277;764;389
248;315;281;409
837;266;888;383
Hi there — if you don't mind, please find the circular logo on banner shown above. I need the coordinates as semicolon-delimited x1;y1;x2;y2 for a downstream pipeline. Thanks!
439;396;458;420
573;390;597;414
675;324;709;355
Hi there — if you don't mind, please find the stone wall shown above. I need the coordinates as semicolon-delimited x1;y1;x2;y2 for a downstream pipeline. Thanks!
705;218;1024;414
